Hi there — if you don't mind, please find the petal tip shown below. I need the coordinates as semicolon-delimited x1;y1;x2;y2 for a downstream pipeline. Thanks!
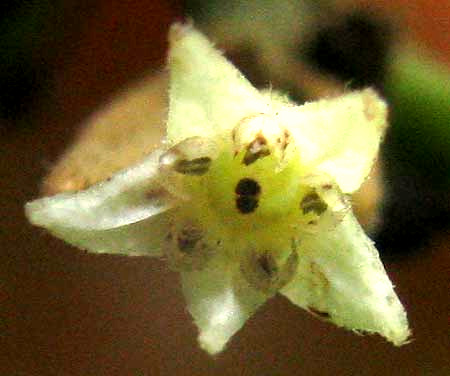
168;22;194;45
385;314;412;347
24;198;48;227
198;332;228;355
360;87;388;132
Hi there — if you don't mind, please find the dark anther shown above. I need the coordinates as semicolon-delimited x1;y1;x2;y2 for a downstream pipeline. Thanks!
146;187;169;207
258;253;277;278
235;178;261;196
174;157;212;175
243;136;270;165
236;196;259;214
177;227;203;253
300;191;328;215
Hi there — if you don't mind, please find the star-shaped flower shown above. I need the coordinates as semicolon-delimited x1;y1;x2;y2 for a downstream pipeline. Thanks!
25;23;410;354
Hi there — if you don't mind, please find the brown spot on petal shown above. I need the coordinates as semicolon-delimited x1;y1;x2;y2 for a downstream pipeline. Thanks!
310;262;329;289
231;128;237;142
281;129;291;151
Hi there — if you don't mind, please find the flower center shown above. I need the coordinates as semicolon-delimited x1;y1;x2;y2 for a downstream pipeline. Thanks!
204;137;304;233
160;114;339;258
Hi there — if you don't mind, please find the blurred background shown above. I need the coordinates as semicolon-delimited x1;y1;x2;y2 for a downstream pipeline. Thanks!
1;0;449;375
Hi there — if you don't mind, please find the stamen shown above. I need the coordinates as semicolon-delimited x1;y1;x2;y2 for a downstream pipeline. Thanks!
257;252;278;277
240;249;298;295
174;157;212;175
165;222;212;271
243;135;270;165
159;136;216;176
177;226;203;253
300;191;328;215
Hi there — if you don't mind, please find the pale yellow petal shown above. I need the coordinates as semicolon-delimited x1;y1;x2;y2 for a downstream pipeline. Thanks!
281;213;410;345
166;23;267;144
279;89;387;193
180;253;267;354
25;150;176;256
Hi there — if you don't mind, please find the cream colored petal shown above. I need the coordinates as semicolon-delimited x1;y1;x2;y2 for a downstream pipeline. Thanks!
25;150;177;256
31;212;172;256
166;23;266;144
281;212;410;346
180;253;268;354
279;89;387;193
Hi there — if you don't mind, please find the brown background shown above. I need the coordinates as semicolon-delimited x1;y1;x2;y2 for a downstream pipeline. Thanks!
1;1;449;375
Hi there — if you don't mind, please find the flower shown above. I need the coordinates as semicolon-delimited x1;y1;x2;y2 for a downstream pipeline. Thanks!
25;23;410;355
